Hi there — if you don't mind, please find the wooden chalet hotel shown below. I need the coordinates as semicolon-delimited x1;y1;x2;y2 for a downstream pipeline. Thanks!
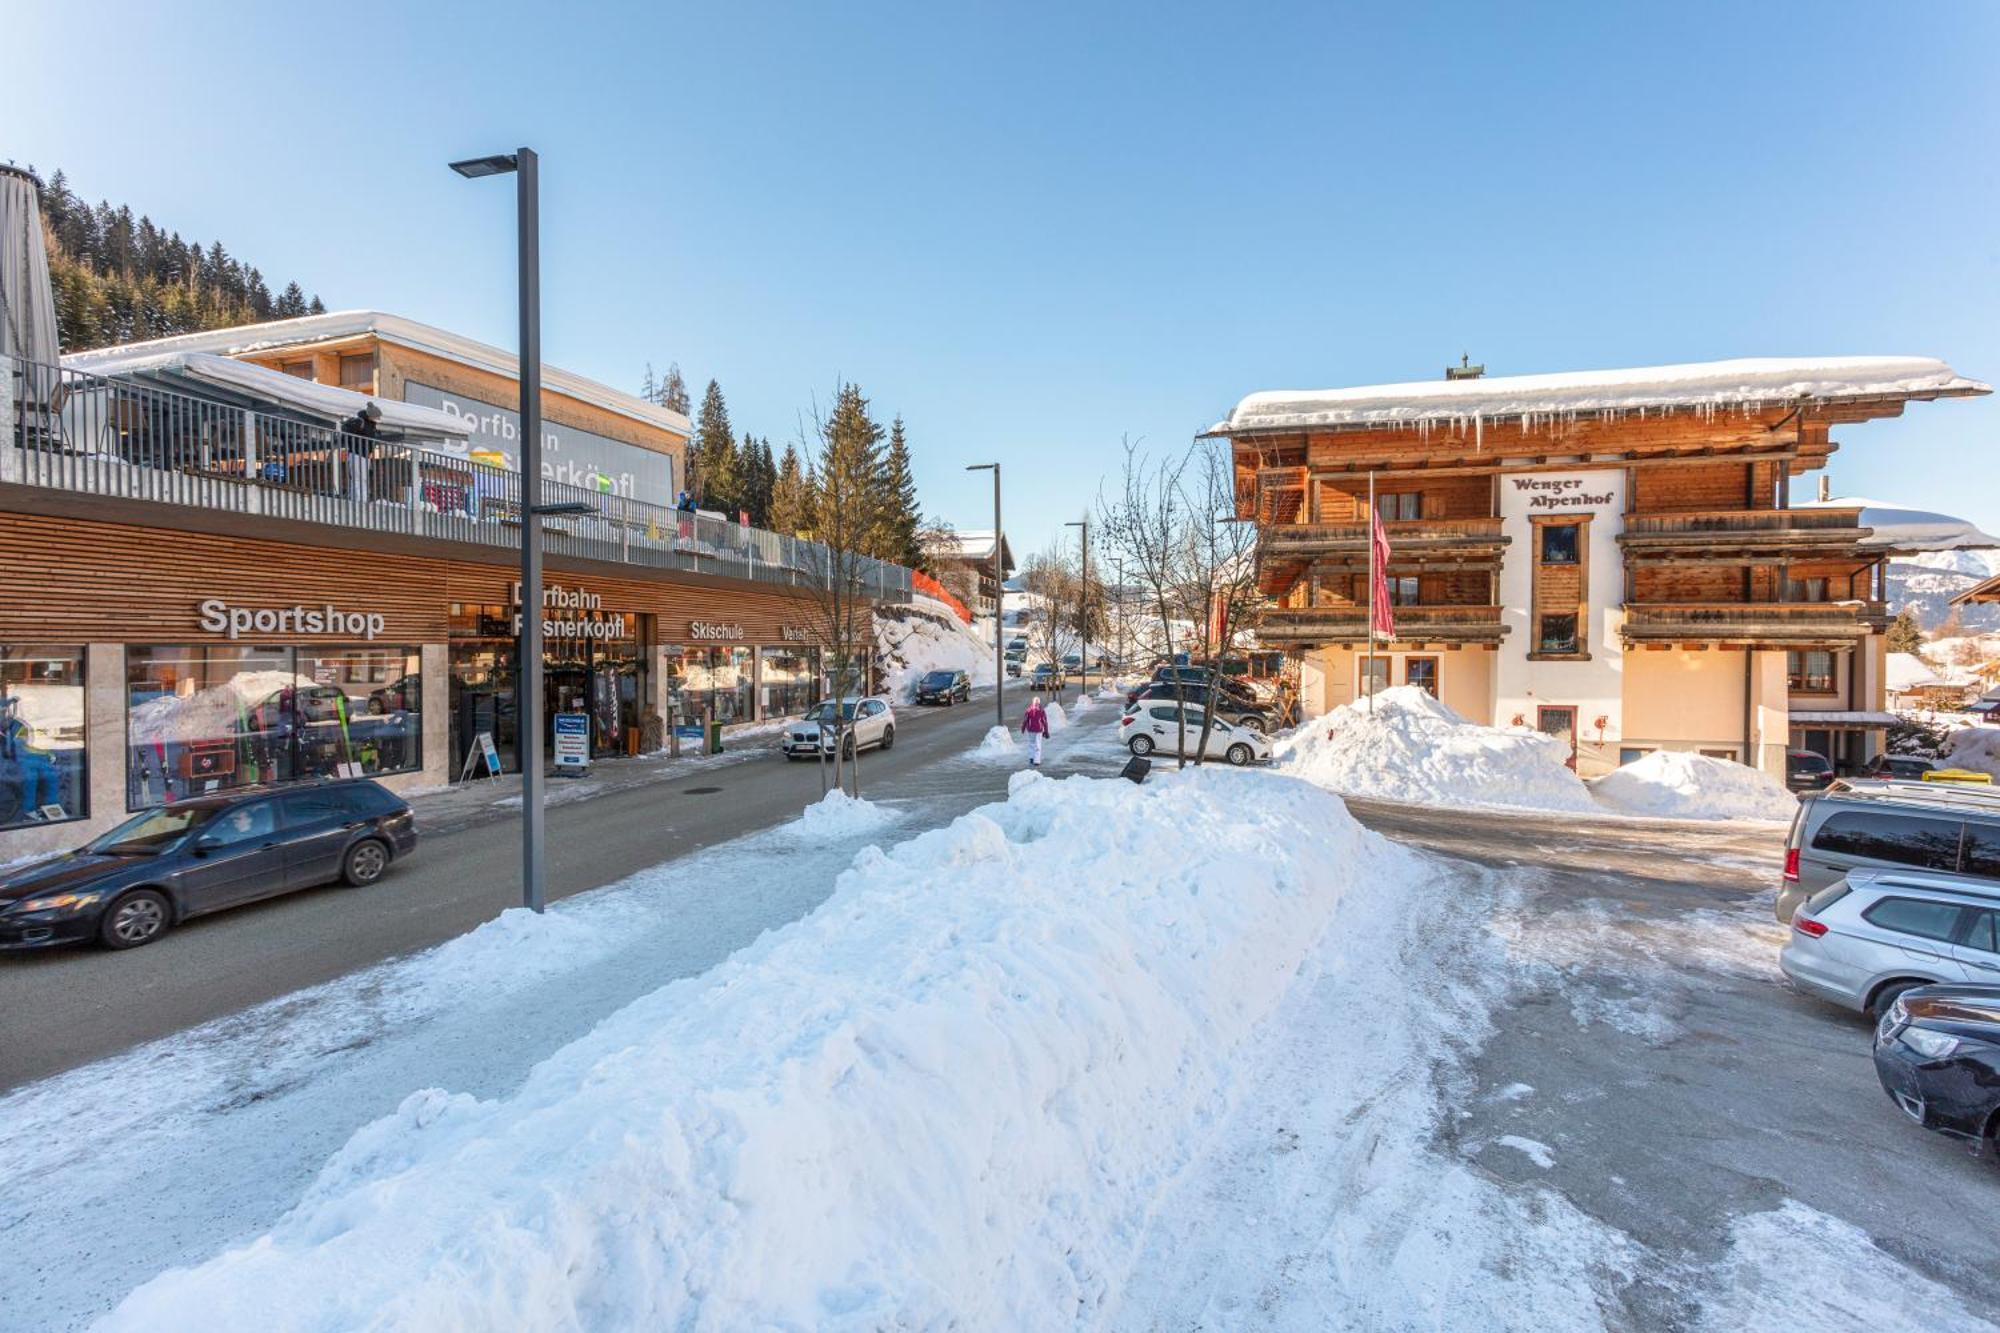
1220;356;1989;779
0;312;911;864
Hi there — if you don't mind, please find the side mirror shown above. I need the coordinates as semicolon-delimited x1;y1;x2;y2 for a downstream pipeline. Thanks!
192;834;224;855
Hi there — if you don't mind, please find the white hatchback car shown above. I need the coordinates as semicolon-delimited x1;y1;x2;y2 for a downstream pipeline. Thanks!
783;696;896;760
1120;702;1271;766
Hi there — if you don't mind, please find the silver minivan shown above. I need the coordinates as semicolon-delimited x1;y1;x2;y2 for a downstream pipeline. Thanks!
1776;781;2000;923
1779;868;2000;1018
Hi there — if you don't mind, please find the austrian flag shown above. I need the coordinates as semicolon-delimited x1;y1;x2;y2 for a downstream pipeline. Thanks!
1369;509;1396;639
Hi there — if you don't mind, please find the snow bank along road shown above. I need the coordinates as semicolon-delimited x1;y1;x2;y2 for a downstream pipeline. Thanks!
0;679;1046;1092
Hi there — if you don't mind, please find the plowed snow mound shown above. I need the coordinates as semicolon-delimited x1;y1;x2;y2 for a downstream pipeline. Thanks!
1590;751;1796;822
1274;686;1599;813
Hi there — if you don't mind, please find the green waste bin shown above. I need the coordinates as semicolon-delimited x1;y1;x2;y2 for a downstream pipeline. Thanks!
706;720;724;755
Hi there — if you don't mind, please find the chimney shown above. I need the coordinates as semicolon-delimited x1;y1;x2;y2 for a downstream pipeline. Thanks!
1817;476;1831;503
1445;353;1484;381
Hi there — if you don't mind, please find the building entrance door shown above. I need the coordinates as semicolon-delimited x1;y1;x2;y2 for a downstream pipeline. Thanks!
1537;705;1579;770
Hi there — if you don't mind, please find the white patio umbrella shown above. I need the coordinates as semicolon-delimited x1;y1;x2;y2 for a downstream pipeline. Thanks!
0;164;60;365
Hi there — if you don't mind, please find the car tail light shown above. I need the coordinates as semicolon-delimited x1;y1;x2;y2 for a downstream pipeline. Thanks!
1120;715;1134;727
1782;848;1799;883
1793;915;1828;938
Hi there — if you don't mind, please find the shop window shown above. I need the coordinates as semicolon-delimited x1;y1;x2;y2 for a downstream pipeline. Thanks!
1537;614;1580;655
1374;492;1421;522
1787;650;1835;694
760;645;821;718
0;646;89;830
1404;656;1439;697
125;645;422;810
1539;524;1580;564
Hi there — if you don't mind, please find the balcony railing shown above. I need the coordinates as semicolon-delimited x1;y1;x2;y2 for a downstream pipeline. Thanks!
1263;516;1507;555
1261;603;1507;644
1621;601;1881;645
2;355;912;601
1618;508;1871;563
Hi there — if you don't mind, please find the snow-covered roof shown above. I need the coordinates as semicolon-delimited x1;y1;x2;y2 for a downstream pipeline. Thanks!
63;310;691;438
1788;710;1901;727
1792;496;2000;553
1211;356;1989;435
1887;652;1949;693
926;528;1015;569
63;350;472;437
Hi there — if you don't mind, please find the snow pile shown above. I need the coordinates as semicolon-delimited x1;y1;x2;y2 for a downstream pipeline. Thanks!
790;788;898;840
973;724;1017;757
1941;725;2000;780
1588;751;1797;822
1216;356;1988;435
1042;699;1069;733
876;604;996;701
99;768;1410;1331
1276;686;1598;813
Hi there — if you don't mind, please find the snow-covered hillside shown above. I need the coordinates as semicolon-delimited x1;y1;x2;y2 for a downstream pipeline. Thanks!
1888;550;2000;631
875;600;997;700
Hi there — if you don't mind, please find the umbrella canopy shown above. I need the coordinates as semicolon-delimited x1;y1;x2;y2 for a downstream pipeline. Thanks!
0;165;60;366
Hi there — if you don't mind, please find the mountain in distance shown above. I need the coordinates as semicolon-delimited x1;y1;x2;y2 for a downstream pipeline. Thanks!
1887;548;2000;632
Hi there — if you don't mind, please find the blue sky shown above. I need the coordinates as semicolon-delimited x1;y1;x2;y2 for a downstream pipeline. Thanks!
8;1;1997;558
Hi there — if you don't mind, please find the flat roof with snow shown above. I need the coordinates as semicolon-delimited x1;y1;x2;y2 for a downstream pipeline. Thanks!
1212;356;1990;436
63;310;691;438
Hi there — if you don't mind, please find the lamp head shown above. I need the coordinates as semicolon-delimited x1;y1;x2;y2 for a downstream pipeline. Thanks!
449;154;519;179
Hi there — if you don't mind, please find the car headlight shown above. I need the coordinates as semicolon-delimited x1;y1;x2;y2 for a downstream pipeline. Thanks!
17;891;102;914
1902;1027;1960;1060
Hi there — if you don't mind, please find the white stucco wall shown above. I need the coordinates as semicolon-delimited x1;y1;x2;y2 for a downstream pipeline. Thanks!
1494;469;1627;772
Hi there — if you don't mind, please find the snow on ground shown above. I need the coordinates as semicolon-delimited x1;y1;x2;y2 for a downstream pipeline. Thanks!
95;767;1417;1330
789;787;898;840
1589;751;1796;822
1277;686;1599;814
875;602;997;701
1942;724;2000;779
972;724;1017;759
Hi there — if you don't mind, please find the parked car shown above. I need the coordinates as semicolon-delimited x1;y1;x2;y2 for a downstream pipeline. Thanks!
1779;869;2000;1018
1129;667;1255;708
1787;750;1836;794
1061;653;1084;674
1872;983;2000;1159
1006;636;1029;654
1005;658;1025;678
1777;781;2000;921
0;780;417;952
913;669;971;706
1029;663;1067;692
1866;754;1943;782
1119;703;1271;766
783;696;896;760
1123;681;1270;732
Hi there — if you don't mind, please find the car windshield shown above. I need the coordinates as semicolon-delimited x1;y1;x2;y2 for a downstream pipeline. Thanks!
808;700;861;722
921;672;956;686
84;805;216;855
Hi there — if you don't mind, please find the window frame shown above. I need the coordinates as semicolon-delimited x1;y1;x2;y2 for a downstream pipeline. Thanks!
1536;612;1581;655
1404;656;1440;698
1537;522;1582;565
1374;491;1422;522
1787;649;1836;695
0;644;91;832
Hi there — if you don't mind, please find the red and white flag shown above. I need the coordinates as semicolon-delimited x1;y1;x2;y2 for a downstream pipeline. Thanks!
1369;508;1396;640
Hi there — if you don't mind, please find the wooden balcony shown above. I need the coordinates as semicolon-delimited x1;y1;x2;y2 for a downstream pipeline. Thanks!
1261;603;1507;646
1264;516;1507;558
1618;508;1871;564
1620;600;1882;649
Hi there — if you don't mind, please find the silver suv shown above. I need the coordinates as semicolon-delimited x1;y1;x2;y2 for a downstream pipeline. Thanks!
1779;869;2000;1018
1777;780;2000;923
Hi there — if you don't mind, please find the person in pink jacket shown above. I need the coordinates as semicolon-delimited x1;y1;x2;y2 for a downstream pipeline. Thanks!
1021;695;1050;767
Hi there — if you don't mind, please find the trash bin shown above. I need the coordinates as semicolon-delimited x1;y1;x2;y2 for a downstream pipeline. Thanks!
706;720;724;755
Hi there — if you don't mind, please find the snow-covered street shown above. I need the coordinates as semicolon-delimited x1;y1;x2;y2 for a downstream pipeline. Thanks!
4;701;1997;1330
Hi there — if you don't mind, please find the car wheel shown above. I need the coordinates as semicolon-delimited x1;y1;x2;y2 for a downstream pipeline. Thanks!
1130;734;1155;756
1239;715;1267;733
1869;980;1925;1022
881;725;895;751
342;838;391;886
100;889;171;950
843;734;856;760
1226;743;1253;766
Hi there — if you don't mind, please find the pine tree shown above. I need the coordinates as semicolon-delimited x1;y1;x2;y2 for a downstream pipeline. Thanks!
661;362;691;416
691;379;738;510
771;442;812;536
1886;607;1924;656
640;362;658;405
875;416;926;569
815;382;886;547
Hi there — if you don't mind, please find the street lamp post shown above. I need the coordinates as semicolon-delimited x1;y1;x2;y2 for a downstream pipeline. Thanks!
1066;518;1089;702
966;463;1003;727
451;146;579;915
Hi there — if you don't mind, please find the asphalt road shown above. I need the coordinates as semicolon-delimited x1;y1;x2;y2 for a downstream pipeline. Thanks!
0;679;1069;1091
1343;798;2000;1324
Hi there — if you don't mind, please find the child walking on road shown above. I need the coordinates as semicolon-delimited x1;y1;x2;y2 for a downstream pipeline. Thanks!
1021;695;1050;767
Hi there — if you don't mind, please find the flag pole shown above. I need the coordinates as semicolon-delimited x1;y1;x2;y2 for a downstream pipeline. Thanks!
1367;470;1377;714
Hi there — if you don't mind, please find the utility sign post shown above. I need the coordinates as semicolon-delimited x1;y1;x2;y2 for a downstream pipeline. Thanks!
553;713;591;774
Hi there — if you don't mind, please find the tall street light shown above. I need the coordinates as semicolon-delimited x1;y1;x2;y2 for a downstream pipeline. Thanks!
966;462;1003;727
451;146;577;915
1066;518;1089;702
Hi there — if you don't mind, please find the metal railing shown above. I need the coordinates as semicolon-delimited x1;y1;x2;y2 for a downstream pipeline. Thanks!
1621;508;1867;536
2;354;913;601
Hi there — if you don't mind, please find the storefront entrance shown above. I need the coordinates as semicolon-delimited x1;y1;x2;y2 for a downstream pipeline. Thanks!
449;599;647;774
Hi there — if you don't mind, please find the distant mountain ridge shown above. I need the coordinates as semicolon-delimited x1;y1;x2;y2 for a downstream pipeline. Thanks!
1888;548;2000;631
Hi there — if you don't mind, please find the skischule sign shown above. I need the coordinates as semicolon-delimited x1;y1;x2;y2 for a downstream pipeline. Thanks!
689;621;743;641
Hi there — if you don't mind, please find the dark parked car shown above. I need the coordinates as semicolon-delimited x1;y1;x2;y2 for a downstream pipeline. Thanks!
1030;663;1066;691
1866;753;1942;781
1873;984;2000;1160
914;669;971;706
1123;681;1270;732
1787;750;1835;794
0;780;417;951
